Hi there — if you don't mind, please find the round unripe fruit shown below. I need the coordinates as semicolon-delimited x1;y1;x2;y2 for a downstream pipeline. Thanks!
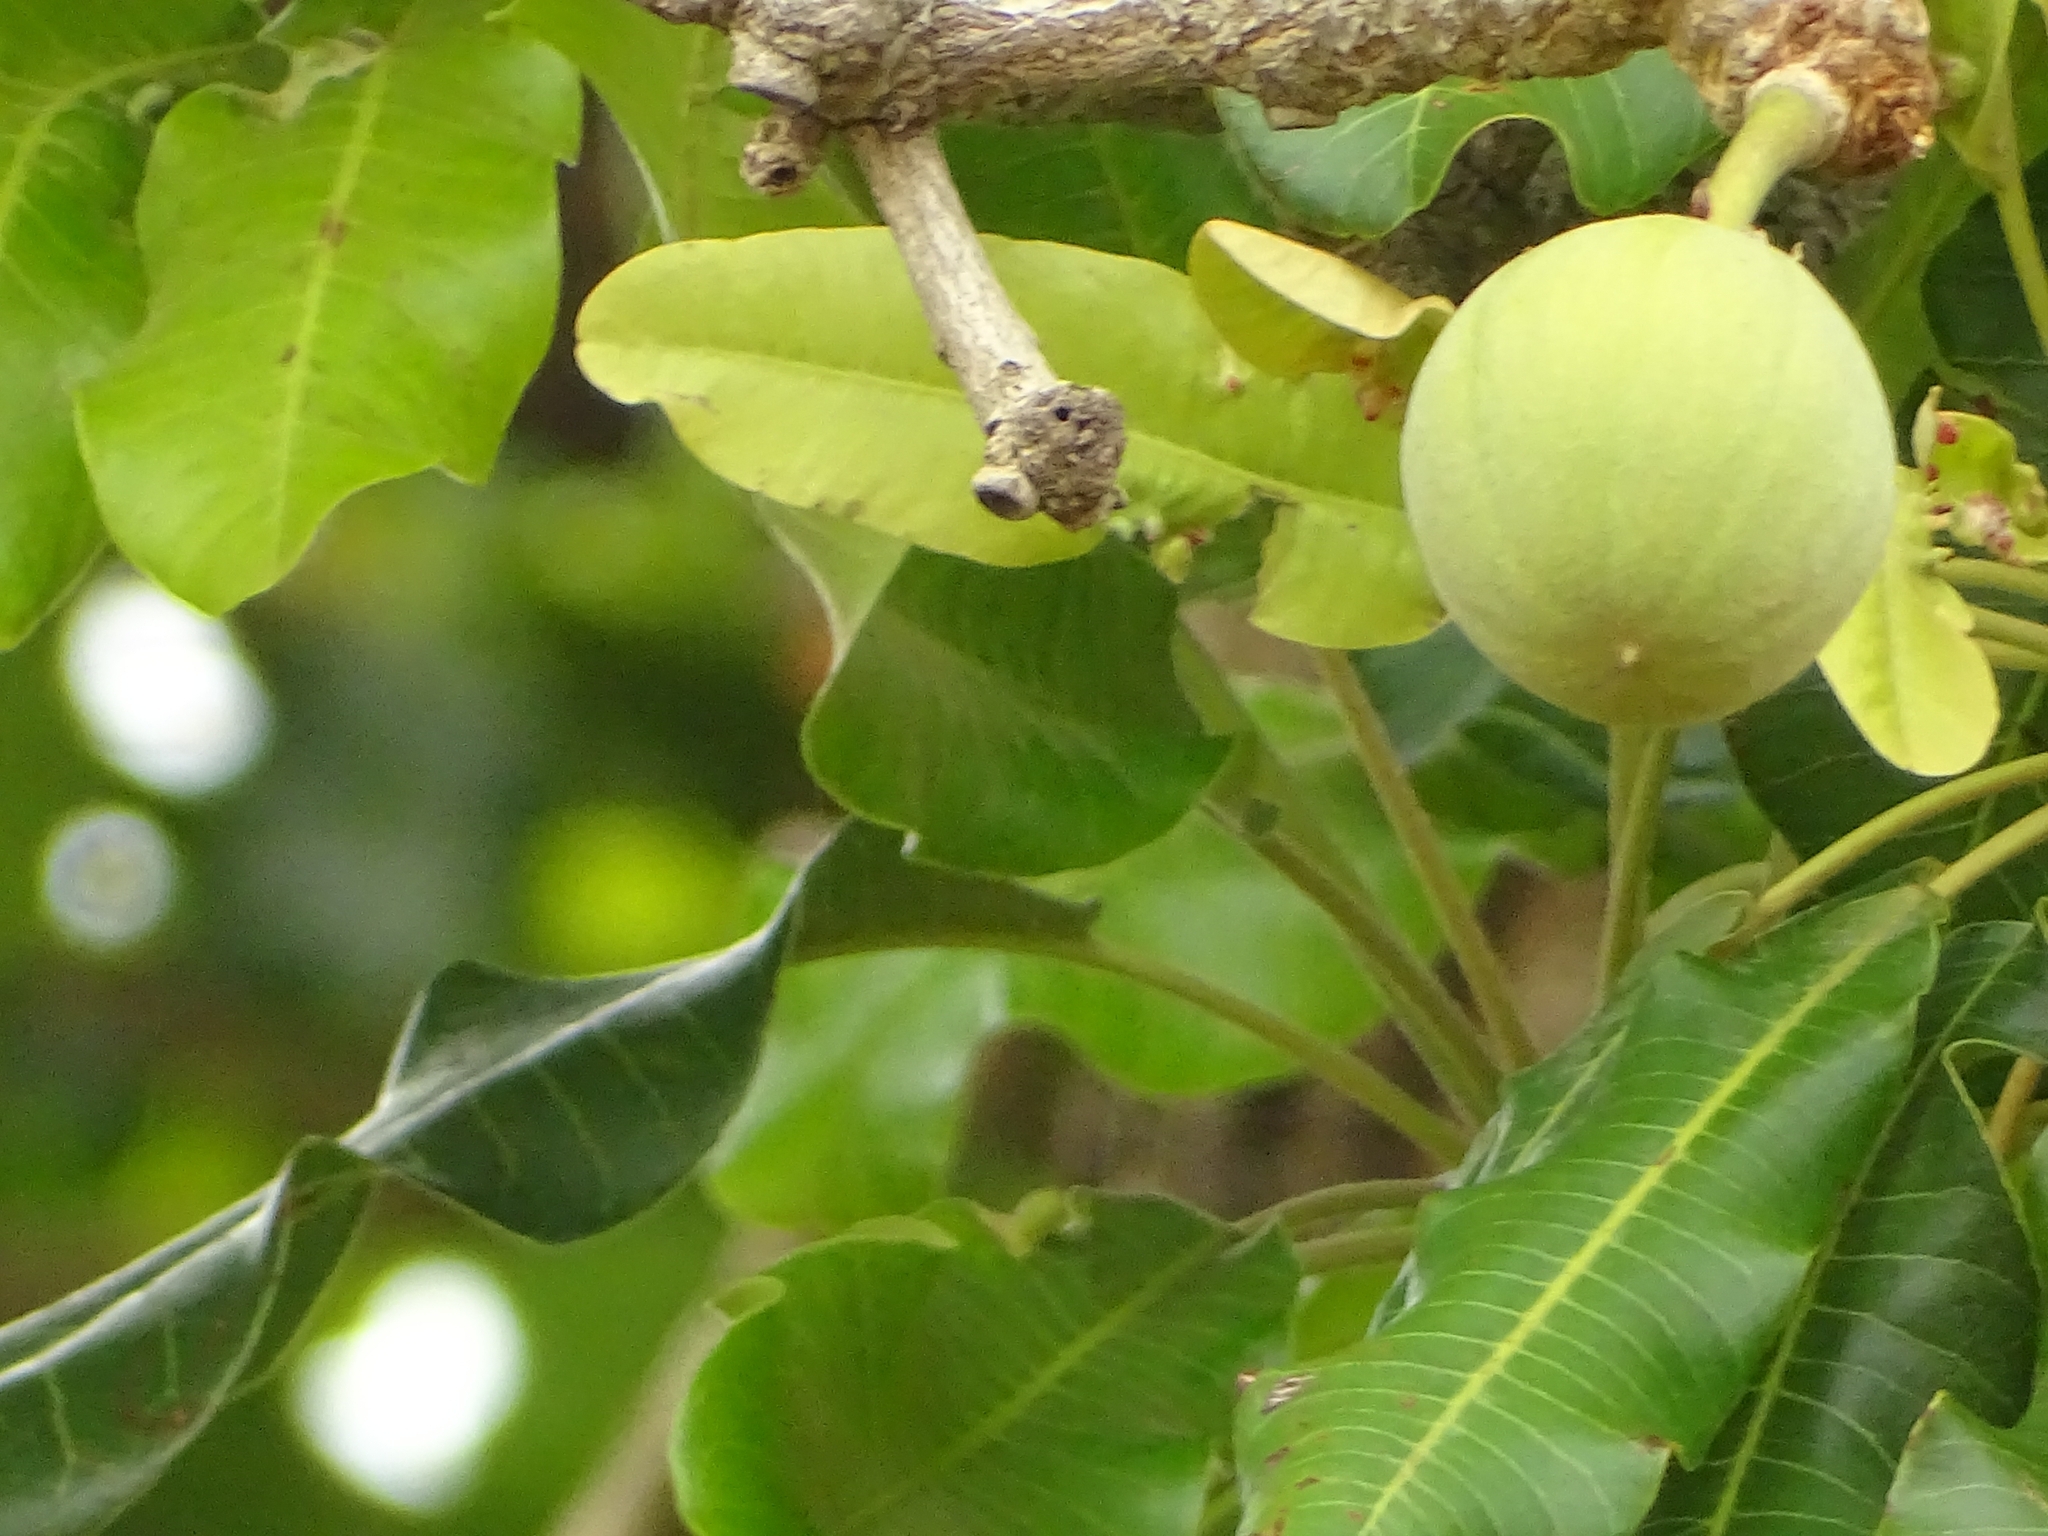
1399;213;1896;727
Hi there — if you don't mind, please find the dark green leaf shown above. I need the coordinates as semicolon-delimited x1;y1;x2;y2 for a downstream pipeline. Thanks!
675;1191;1297;1536
74;0;578;612
1729;666;2048;923
945;121;1266;265
0;0;260;644
803;545;1231;876
0;1142;372;1536
344;935;785;1240
1236;889;1942;1536
502;0;864;242
1218;50;1716;240
1644;920;2045;1535
1877;1392;2048;1534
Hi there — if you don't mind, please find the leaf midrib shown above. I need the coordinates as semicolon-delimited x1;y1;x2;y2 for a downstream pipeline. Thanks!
833;1224;1229;1534
1699;930;2036;1533
270;49;390;556
1364;903;1918;1528
0;41;248;284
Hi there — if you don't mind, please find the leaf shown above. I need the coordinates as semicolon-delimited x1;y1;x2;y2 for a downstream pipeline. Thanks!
0;1141;373;1536
575;227;1429;596
1729;666;2048;923
708;951;1010;1229
1817;476;2001;776
342;934;787;1239
1235;888;1942;1536
1216;50;1718;240
73;0;579;612
0;0;260;645
675;1191;1298;1536
0;817;1090;1534
781;817;1102;960
1643;920;2046;1535
501;0;864;242
1877;1393;2048;1534
753;497;906;658
802;544;1232;876
946;122;1267;267
1252;502;1445;649
1186;220;1452;380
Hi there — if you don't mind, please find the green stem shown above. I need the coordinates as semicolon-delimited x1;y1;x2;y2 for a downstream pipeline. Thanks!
1940;558;2048;608
1967;603;2048;658
1238;1178;1440;1236
1701;81;1840;230
1987;1057;2044;1162
1294;1224;1418;1274
1928;799;2048;901
1313;650;1534;1070
1981;638;2048;673
1993;173;2048;359
1732;751;2048;943
1232;822;1500;1128
1596;726;1677;996
1013;936;1470;1165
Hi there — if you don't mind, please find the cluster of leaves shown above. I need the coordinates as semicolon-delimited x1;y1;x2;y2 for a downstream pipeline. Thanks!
11;1;2048;1535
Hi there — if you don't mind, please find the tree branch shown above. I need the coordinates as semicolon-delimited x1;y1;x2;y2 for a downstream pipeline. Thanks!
847;126;1126;527
629;0;1936;173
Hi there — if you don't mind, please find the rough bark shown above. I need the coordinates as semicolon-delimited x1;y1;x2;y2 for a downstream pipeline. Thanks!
636;0;1936;173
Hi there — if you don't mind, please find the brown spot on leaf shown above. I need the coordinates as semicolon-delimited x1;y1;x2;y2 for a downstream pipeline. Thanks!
319;211;348;246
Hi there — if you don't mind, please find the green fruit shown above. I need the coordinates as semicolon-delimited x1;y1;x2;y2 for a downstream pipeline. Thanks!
1399;213;1896;727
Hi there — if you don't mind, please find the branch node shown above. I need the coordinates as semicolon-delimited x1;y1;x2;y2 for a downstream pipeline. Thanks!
1670;0;1938;174
983;385;1127;531
741;108;828;195
849;126;1128;531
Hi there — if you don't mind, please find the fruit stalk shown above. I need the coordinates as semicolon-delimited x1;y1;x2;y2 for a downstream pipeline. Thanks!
1699;72;1846;229
1597;726;1677;994
1314;649;1534;1069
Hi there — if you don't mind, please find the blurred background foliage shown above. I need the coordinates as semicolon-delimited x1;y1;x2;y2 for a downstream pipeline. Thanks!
0;99;822;1535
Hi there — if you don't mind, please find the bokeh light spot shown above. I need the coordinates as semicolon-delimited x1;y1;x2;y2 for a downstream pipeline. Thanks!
291;1256;527;1513
40;807;178;952
60;576;271;797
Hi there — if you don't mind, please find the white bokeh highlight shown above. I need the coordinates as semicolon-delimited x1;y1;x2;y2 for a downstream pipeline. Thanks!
40;807;178;951
61;577;271;797
291;1257;528;1513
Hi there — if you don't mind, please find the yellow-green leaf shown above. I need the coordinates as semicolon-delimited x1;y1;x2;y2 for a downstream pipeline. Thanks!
1187;219;1450;383
1818;476;2000;776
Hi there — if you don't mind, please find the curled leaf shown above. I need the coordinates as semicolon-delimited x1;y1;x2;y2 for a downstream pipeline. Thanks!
1187;220;1452;399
